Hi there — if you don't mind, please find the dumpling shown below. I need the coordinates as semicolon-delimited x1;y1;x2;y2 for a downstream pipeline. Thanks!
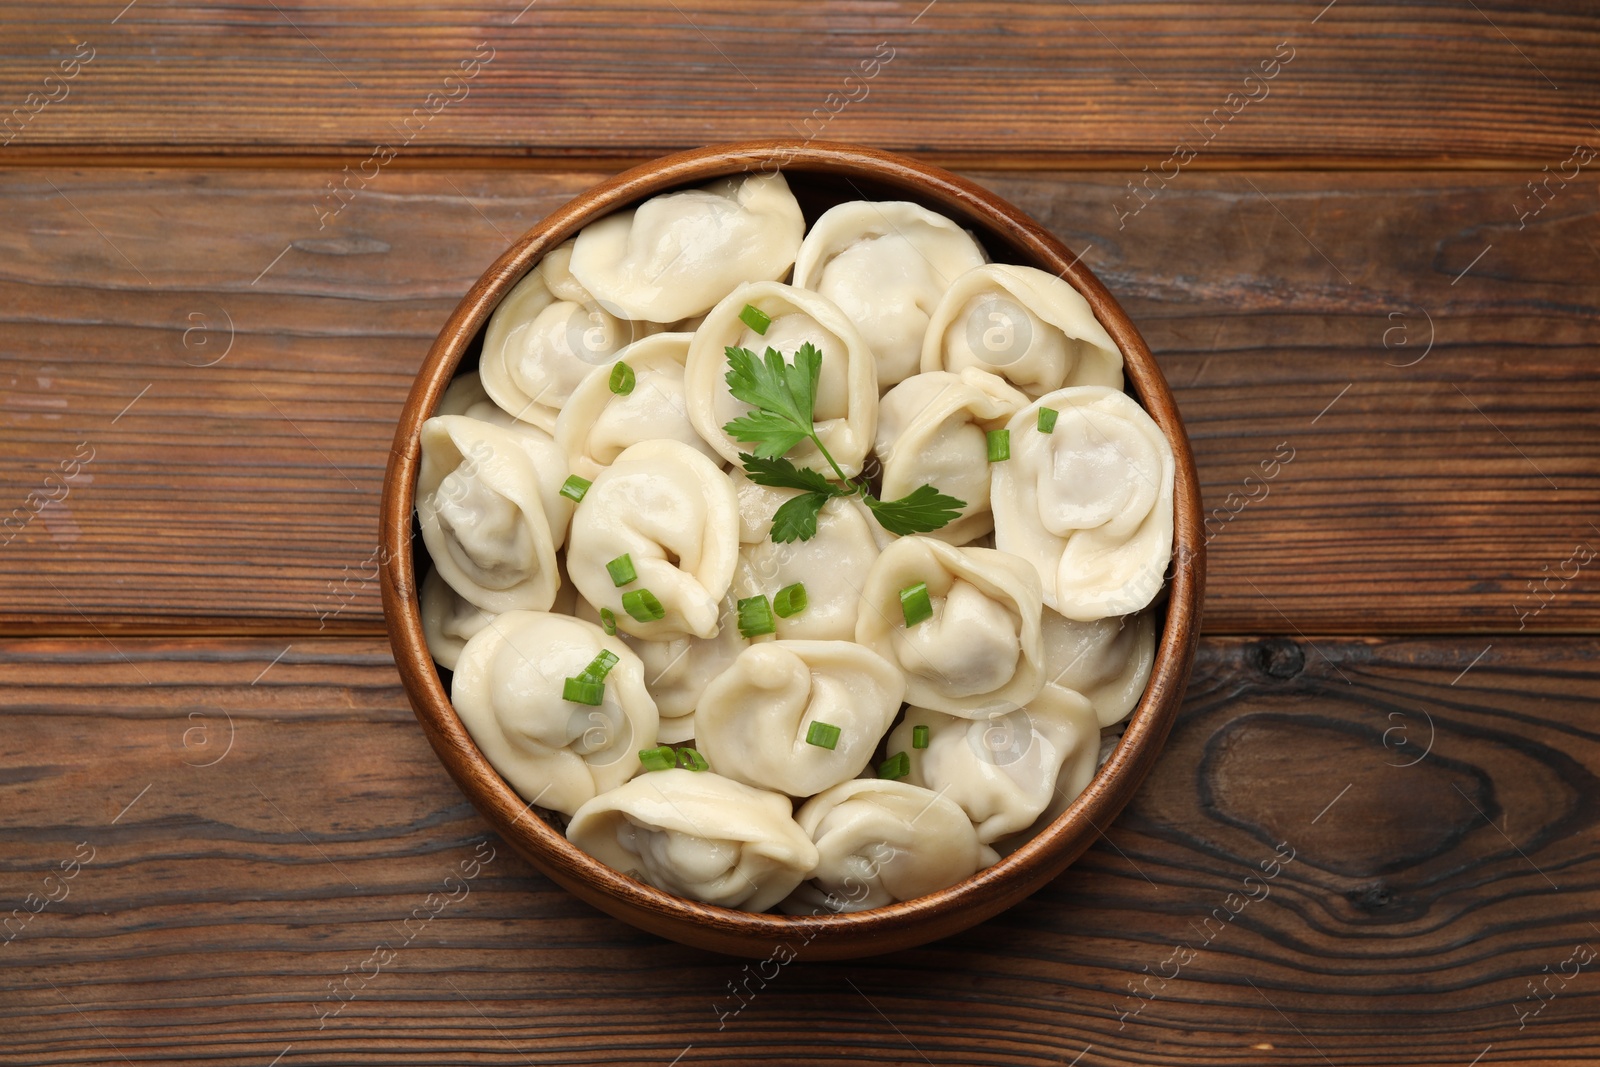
566;439;739;640
874;368;1029;545
921;264;1123;396
855;535;1045;716
554;332;720;481
569;173;805;324
991;387;1174;620
575;594;748;745
888;690;1098;844
434;370;493;419
479;240;656;432
792;201;987;387
989;687;1102;856
451;610;658;816
732;494;881;642
416;415;573;613
694;641;904;797
782;779;996;915
420;567;496;671
567;768;819;912
1039;609;1157;727
685;281;878;478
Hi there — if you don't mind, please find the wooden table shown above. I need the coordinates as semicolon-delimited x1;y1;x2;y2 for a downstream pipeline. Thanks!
4;3;1598;1063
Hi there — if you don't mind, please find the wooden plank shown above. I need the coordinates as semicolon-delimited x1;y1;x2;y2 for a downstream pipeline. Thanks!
1;167;1596;635
0;2;1596;164
0;635;1595;1064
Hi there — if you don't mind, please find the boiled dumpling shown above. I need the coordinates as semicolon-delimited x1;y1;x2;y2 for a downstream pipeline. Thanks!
416;415;573;612
991;387;1174;620
990;686;1103;856
566;439;739;640
855;535;1045;716
451;610;657;816
888;689;1098;844
732;494;881;642
792;200;987;387
1039;609;1157;727
922;264;1123;396
694;640;905;797
874;368;1029;545
570;173;805;324
479;240;656;432
420;567;496;671
567;768;819;911
685;281;878;478
782;779;996;915
554;332;720;481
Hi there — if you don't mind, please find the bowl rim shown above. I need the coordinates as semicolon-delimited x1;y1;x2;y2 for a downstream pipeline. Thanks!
379;139;1205;958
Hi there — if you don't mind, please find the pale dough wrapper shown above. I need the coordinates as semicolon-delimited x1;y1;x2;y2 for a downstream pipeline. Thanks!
566;439;740;641
782;779;997;915
420;567;496;671
792;200;987;387
416;415;572;613
1039;609;1157;727
694;640;905;798
554;332;720;482
451;610;658;817
570;172;805;324
480;240;657;432
921;263;1123;396
991;386;1174;620
855;535;1045;716
874;368;1029;545
685;281;879;479
567;768;819;912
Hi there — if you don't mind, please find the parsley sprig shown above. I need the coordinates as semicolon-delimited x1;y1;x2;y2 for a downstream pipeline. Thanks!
722;343;966;543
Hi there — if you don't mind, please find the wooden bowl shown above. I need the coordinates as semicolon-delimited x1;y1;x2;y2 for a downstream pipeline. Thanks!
380;140;1204;960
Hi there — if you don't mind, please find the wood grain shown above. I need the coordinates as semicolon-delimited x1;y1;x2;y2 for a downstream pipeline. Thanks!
2;167;1596;635
1;2;1597;164
1;635;1595;1064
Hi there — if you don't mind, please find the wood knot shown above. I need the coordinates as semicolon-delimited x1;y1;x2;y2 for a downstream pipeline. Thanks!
1252;637;1304;679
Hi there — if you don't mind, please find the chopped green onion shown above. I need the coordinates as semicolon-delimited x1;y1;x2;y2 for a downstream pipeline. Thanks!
737;594;775;638
912;724;930;749
805;721;841;750
899;581;933;628
675;746;710;772
986;428;1011;462
1037;407;1059;433
562;676;604;706
559;474;592;502
579;649;619;683
878;751;910;780
738;303;771;335
621;588;665;622
608;362;635;395
773;582;808;618
599;607;618;636
638;745;676;772
606;553;637;587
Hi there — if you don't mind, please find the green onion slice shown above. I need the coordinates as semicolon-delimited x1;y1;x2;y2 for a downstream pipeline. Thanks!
912;724;930;749
599;607;618;636
986;428;1011;462
562;677;604;706
606;553;637;587
805;721;841;750
608;362;635;395
737;594;775;638
622;588;665;623
738;303;771;335
579;649;619;683
675;746;710;772
773;582;807;618
559;474;591;502
878;751;910;780
899;581;933;628
1037;407;1059;433
638;745;676;772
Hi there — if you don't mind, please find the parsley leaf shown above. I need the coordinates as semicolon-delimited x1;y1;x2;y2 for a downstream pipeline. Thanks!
863;485;968;536
738;452;841;496
770;491;833;543
722;344;822;459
